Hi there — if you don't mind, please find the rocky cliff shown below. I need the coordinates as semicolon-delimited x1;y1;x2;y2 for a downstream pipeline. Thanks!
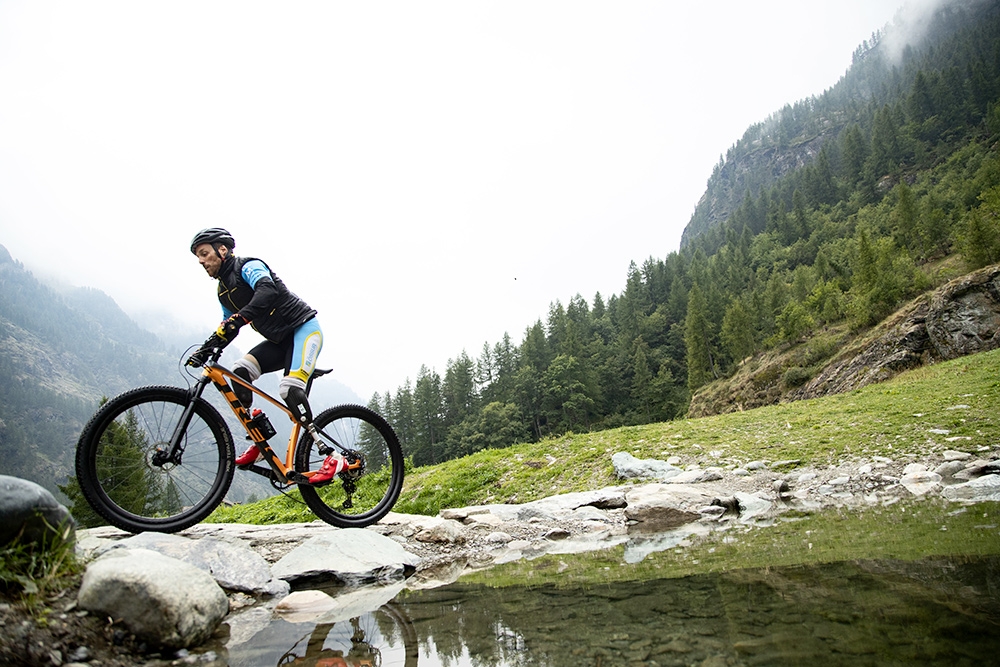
688;263;1000;418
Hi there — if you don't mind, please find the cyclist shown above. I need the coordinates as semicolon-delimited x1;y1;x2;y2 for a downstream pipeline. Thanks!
189;227;345;484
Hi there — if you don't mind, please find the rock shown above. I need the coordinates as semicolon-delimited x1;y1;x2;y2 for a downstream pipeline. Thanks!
942;474;1000;502
271;529;420;586
438;507;491;521
271;583;404;626
734;493;772;522
516;487;628;514
612;452;682;481
485;531;512;544
942;450;973;461
570;505;613;523
934;460;968;481
669;468;723;484
273;590;338;623
746;461;767;471
783;265;1000;407
102;532;287;597
901;471;942;496
77;548;228;650
925;265;1000;359
953;460;1000;480
462;512;504;527
416;517;466;543
624;484;713;529
903;463;928;475
829;476;850;486
0;475;75;549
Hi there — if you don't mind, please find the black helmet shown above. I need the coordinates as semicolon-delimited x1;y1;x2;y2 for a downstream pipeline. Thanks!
190;228;235;254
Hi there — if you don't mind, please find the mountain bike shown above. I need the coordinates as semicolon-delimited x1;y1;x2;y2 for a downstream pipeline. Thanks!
74;337;404;534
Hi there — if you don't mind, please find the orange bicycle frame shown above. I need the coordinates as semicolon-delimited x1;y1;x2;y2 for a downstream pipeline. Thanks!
199;362;319;485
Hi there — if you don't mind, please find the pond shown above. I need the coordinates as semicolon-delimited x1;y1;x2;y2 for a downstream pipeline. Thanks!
215;552;1000;667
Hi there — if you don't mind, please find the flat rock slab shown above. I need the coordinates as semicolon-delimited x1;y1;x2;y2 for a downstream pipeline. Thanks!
271;528;421;587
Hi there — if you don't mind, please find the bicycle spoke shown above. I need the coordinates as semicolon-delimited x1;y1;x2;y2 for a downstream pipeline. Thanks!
76;386;234;533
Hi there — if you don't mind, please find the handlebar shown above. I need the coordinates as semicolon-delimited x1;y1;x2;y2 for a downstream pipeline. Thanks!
185;334;228;368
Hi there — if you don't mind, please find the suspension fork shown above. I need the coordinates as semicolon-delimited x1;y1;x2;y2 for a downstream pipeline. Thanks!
153;375;213;466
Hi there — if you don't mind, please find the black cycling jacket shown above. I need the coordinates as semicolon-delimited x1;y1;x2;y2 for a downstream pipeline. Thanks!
216;255;316;344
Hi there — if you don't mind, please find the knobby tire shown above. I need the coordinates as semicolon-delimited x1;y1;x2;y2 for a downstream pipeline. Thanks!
75;385;235;534
295;404;404;528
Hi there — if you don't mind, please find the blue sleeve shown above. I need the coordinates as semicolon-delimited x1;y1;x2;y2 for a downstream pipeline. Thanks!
241;260;271;289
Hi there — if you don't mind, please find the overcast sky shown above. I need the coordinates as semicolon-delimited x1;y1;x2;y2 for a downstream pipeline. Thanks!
0;1;937;399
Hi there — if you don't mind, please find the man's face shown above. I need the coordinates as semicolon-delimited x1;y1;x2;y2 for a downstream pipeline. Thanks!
194;243;227;278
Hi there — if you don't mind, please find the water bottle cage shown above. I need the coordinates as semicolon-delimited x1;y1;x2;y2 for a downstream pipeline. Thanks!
248;410;277;440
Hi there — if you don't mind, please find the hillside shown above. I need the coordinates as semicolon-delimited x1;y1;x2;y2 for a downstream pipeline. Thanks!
681;0;1000;249
366;0;1000;468
0;245;179;497
688;260;1000;417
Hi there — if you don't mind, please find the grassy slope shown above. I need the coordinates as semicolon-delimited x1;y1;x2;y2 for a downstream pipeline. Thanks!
210;346;1000;524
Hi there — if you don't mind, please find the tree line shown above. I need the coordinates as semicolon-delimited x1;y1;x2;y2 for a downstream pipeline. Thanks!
369;0;1000;468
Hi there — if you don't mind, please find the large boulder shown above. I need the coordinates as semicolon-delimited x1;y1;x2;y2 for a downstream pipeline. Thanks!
623;484;715;529
77;548;229;650
0;475;75;549
925;266;1000;358
612;452;683;481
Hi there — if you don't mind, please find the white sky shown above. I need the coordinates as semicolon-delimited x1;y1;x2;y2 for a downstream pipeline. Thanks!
0;0;927;399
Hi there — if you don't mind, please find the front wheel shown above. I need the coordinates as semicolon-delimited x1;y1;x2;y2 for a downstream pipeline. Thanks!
296;404;404;528
75;386;235;533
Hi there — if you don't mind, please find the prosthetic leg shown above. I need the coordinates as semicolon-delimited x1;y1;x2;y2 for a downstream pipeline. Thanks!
282;378;347;484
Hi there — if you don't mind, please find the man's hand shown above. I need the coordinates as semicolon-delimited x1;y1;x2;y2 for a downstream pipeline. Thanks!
186;333;228;367
216;313;249;341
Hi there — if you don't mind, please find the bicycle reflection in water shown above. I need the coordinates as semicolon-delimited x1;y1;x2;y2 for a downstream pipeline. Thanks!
276;603;418;667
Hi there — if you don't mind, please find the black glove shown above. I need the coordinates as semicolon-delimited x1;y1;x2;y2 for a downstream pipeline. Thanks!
186;334;228;367
216;313;248;341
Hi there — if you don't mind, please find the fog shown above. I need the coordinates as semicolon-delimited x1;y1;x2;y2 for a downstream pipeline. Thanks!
0;1;941;399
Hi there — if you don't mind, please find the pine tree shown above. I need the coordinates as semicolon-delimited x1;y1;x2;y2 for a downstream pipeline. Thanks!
684;283;715;392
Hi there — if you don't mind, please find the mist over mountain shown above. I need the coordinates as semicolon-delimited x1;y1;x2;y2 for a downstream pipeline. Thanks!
0;244;177;496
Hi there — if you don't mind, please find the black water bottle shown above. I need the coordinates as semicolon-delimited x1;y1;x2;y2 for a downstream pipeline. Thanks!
250;409;277;440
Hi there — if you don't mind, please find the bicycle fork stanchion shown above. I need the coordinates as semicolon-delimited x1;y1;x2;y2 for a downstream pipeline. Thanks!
153;377;212;467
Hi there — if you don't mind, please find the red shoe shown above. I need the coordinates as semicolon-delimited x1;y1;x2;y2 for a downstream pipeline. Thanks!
235;445;264;466
309;455;347;484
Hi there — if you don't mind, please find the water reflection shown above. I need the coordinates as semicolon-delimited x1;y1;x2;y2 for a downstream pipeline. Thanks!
223;555;999;666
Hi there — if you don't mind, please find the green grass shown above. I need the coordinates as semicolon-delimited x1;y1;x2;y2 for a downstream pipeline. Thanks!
0;520;81;617
210;347;1000;522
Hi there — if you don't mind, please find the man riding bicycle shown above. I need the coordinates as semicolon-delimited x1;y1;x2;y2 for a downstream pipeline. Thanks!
190;227;345;484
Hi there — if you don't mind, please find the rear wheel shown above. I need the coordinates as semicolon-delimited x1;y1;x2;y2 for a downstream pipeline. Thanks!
75;386;234;533
295;404;404;528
